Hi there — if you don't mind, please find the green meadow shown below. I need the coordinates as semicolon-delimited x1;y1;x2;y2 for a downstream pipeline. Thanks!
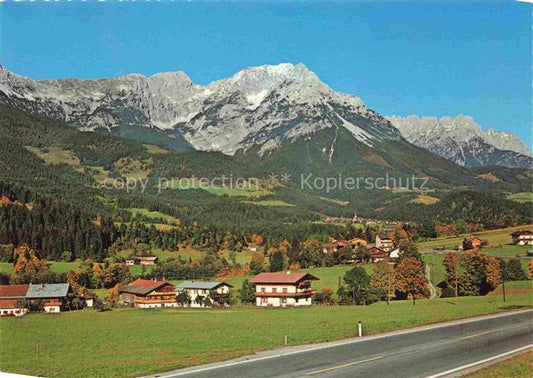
1;286;531;378
507;192;533;203
417;225;533;253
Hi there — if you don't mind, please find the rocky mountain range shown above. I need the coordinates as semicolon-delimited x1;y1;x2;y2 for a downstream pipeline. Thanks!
386;115;531;169
0;64;400;156
0;64;529;169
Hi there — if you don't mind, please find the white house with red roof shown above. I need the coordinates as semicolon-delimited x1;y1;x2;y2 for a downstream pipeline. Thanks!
250;272;319;307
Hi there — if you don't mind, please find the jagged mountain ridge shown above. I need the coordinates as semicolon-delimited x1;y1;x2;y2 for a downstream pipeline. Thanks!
0;64;401;155
387;115;531;169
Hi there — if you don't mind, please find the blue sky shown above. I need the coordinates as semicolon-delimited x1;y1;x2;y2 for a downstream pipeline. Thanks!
1;1;531;144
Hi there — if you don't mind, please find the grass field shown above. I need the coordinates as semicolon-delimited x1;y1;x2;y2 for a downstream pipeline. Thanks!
466;350;532;378
417;225;533;251
225;264;384;298
163;179;271;198
24;146;111;183
242;199;295;207
1;289;531;378
143;144;170;155
410;194;439;205
125;208;180;224
507;192;533;203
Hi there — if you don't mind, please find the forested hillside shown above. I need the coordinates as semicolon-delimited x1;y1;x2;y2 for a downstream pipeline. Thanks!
0;103;531;264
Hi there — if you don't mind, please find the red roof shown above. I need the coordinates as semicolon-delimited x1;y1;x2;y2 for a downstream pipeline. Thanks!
368;247;388;257
250;272;319;284
44;301;61;306
0;285;29;298
129;279;166;287
0;299;23;309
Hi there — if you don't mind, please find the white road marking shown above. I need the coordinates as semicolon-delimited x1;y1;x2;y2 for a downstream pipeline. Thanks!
426;344;533;378
306;356;383;375
459;328;502;340
154;309;533;378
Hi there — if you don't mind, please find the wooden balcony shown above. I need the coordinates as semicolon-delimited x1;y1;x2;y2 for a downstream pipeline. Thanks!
135;298;176;304
255;290;316;298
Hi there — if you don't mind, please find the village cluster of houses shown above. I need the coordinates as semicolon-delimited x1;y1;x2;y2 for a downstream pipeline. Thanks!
0;271;322;315
3;229;531;316
323;232;400;262
118;272;319;309
0;283;92;317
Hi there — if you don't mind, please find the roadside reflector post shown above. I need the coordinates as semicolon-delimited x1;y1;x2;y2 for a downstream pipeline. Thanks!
358;321;362;337
36;343;39;358
284;335;288;346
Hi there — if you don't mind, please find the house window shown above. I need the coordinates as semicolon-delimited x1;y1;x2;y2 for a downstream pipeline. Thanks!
282;288;288;293
272;288;277;293
261;297;267;304
295;298;299;303
281;298;287;304
261;287;266;293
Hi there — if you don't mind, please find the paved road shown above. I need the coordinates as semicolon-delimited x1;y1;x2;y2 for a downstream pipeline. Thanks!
154;310;533;378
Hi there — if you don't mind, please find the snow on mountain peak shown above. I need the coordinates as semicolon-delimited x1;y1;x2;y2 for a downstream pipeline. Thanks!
387;114;531;168
0;64;396;155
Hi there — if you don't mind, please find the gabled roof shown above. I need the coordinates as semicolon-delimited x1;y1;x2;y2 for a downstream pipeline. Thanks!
250;272;319;284
26;283;69;299
0;285;29;298
377;232;393;240
368;246;388;256
347;238;367;244
136;256;158;261
511;230;533;237
332;240;349;247
175;281;233;291
464;236;482;241
129;279;163;287
119;280;173;296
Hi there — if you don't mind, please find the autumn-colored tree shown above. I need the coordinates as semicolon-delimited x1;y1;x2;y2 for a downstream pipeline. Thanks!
288;262;301;270
67;270;88;297
337;246;353;264
216;265;251;280
301;239;323;268
13;245;49;275
396;239;421;263
252;234;263;246
393;225;409;246
370;261;396;304
105;284;121;307
92;263;105;288
529;260;533;279
459;250;490;296
395;257;429;305
249;252;265;275
443;252;458;286
486;257;502;290
354;245;372;263
278;239;292;253
442;252;459;301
